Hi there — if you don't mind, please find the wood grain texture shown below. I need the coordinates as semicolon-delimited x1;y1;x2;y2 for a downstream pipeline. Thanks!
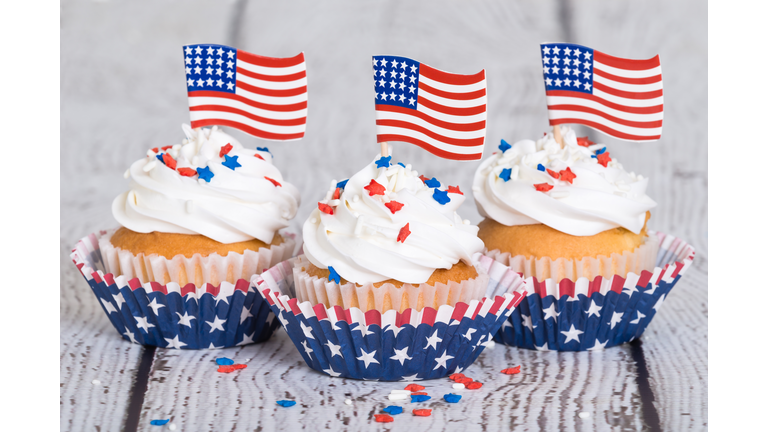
60;0;707;430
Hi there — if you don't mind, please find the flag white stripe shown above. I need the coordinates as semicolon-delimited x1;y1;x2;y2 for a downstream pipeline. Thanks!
188;96;307;120
591;88;664;108
234;87;308;105
545;96;664;122
236;73;307;90
237;60;306;76
418;74;486;93
376;126;483;155
418;88;487;109
592;74;663;93
593;61;661;79
548;110;662;136
376;111;485;139
190;111;307;134
414;103;487;124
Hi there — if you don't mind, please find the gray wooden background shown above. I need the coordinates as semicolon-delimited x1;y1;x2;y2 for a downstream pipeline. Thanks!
60;0;707;430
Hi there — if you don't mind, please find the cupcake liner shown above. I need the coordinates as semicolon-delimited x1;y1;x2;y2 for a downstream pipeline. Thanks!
293;255;489;313
484;234;659;283
98;229;296;287
251;257;528;381
491;231;695;351
69;231;295;349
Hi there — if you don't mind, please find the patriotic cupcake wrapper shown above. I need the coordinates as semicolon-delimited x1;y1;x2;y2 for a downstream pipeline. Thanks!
490;231;695;351
70;231;292;350
252;257;527;381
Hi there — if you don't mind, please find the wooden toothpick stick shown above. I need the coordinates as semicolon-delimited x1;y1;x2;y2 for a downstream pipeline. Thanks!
552;125;564;148
380;141;389;157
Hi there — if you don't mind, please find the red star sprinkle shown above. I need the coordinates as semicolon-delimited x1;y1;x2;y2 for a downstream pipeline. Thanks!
559;167;577;184
466;381;483;390
219;143;233;157
318;202;334;215
413;409;432;417
449;373;466;381
217;364;247;373
161;145;173;151
254;154;264;160
151;147;159;153
546;168;560;179
577;136;594;147
162;153;177;170
264;176;281;187
411;392;428;396
501;366;521;375
364;179;386;196
405;384;425;391
384;200;404;214
534;183;554;192
446;185;463;195
374;414;394;423
332;187;341;200
177;167;197;177
397;223;411;243
419;175;429;183
597;152;612;167
456;377;474;385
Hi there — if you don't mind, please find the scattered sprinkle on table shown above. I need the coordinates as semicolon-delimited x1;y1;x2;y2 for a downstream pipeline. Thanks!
388;393;407;401
168;424;177;431
344;399;352;405
413;409;432;417
150;419;169;426
91;379;101;385
382;406;403;415
452;383;465;390
216;357;234;366
374;414;394;423
404;384;425;391
276;400;296;408
579;412;591;419
217;364;247;373
501;366;521;375
411;395;431;402
444;394;462;403
410;392;428;396
466;381;483;390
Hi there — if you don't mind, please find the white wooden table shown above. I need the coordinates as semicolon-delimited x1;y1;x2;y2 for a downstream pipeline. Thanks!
60;1;707;430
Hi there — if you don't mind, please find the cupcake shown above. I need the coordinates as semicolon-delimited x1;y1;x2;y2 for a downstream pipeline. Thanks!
71;124;300;349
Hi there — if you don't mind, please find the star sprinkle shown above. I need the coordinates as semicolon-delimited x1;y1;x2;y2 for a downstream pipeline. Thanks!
276;400;296;408
216;357;235;365
546;168;560;179
328;266;341;284
597;152;611;167
364;179;386;196
577;136;594;147
161;145;173;151
254;153;264;160
264;176;281;187
397;223;411;243
385;200;404;214
444;394;462;403
222;154;241;170
318;202;334;215
432;189;450;205
419;175;429;183
404;384;425;391
375;156;392;168
466;381;483;389
537;164;546;172
411;395;431;402
413;409;432;417
151;147;159;153
332;187;341;199
177;167;197;177
382;406;403;415
499;139;511;153
559;167;577;184
446;185;463;195
424;177;441;188
499;168;512;182
336;179;349;190
218;364;247;373
257;146;271;155
219;143;233;157
449;373;466;381
411;392;428;396
501;366;521;375
156;154;165;163
196;166;214;182
162;153;177;170
398;162;406;168
534;183;554;192
150;419;170;426
595;147;607;155
374;414;394;423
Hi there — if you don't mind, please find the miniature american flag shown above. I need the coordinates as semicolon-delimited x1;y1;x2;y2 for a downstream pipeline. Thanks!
372;56;487;161
184;44;307;141
541;43;663;141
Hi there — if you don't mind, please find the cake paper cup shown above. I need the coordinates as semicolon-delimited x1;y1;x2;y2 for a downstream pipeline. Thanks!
491;231;695;351
251;256;527;381
70;231;296;349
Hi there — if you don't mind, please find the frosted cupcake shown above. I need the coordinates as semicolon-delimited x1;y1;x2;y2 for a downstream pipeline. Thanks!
472;126;658;282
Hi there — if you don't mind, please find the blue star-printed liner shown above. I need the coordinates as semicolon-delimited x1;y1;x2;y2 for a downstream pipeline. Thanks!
444;394;462;403
150;419;170;426
537;164;546;172
383;406;403;415
257;146;271;155
336;179;349;190
223;155;241;170
328;266;341;284
433;189;450;205
411;395;431;402
499;139;511;153
424;177;441;188
499;168;512;182
216;357;234;366
196;166;214;182
375;156;392;168
276;400;296;408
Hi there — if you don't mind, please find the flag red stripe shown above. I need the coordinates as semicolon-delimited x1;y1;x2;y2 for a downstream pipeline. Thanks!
188;91;308;112
417;96;487;116
418;63;485;86
547;105;662;128
377;134;482;160
189;105;307;126
549;118;660;141
593;51;660;71
191;119;305;140
375;104;486;132
376;119;485;147
592;82;663;100
236;50;305;68
417;81;486;100
236;80;307;97
592;68;662;85
546;90;663;114
236;67;306;82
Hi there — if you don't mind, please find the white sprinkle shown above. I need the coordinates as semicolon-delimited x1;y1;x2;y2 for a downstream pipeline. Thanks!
511;165;520;181
452;383;465;390
549;191;570;199
91;379;101;385
146;149;156;157
406;164;412;171
390;390;410;395
388;393;408;401
344;399;352;405
328;199;341;207
310;218;317;224
169;423;177;430
170;149;180;159
186;200;194;213
579;412;590;419
324;191;333;201
354;216;365;237
588;144;605;152
123;169;130;179
172;144;182;151
485;340;496;349
412;170;418;178
244;358;250;362
143;161;157;172
463;219;470;225
330;179;337;190
353;195;360;203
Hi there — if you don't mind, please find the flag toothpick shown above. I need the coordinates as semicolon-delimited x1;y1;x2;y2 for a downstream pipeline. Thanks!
380;141;389;158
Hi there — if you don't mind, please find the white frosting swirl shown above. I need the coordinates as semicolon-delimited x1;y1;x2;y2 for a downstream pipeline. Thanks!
302;155;484;284
112;125;300;244
472;126;656;236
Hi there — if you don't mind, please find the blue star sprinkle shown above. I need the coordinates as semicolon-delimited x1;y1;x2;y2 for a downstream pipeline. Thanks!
216;357;234;366
444;394;462;403
499;168;512;182
223;155;241;170
382;406;403;415
424;177;441;188
375;156;392;168
336;179;349;190
328;266;341;284
433;189;451;205
196;166;214;182
397;162;406;168
499;139;511;153
150;419;170;426
276;400;296;408
411;395;431;403
595;146;607;155
257;146;271;155
537;164;546;172
156;154;165;164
